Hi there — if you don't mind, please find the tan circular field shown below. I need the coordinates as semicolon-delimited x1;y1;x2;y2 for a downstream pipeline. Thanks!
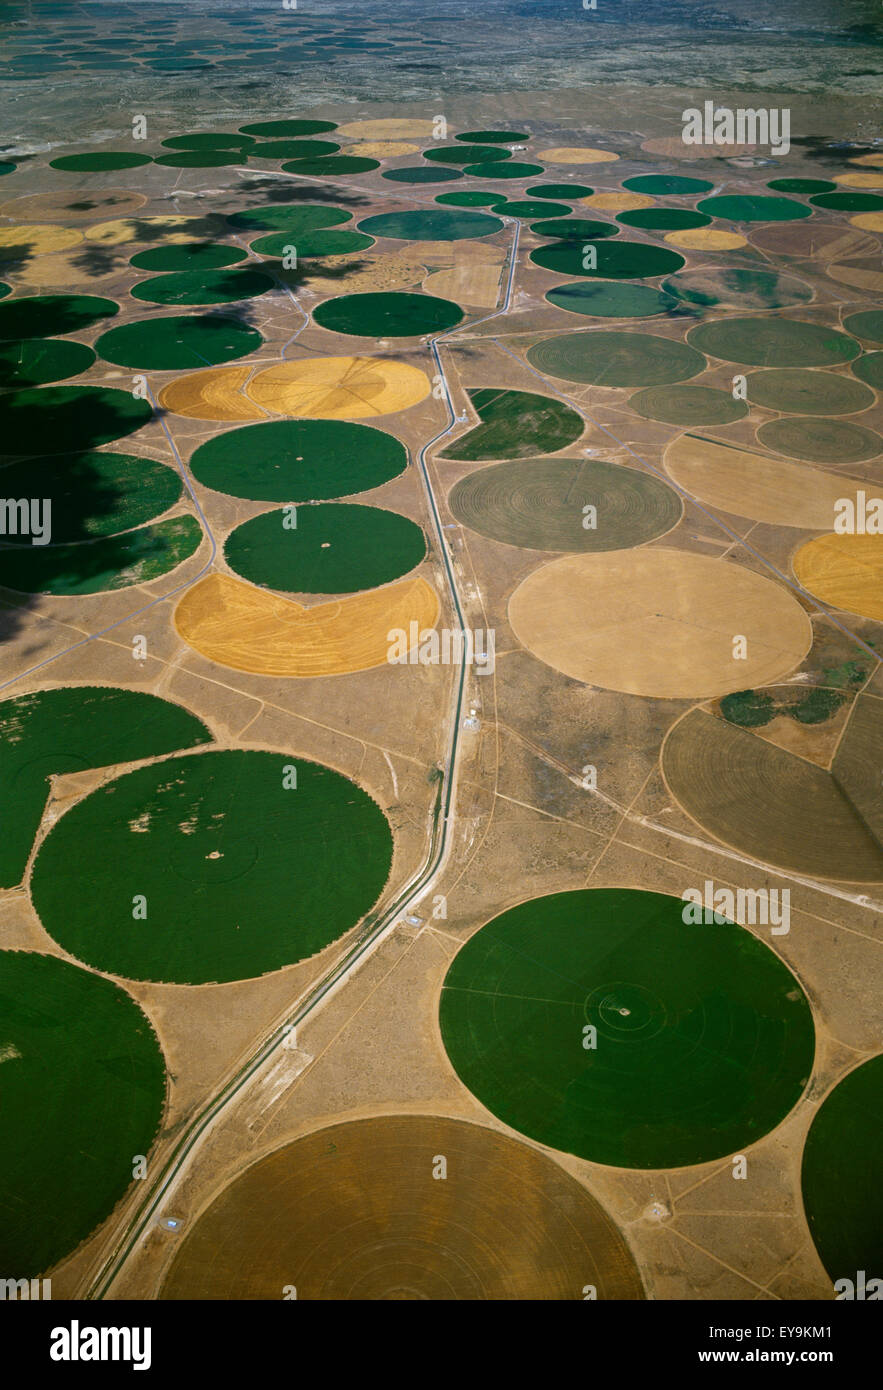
750;225;877;260
160;1115;644;1300
0;189;147;222
84;214;226;245
509;548;812;699
665;228;747;250
246;355;431;419
837;171;883;188
335;118;437;139
175;572;439;677
581;192;654;211
826;261;883;294
423;262;503;308
849;212;883;232
416;240;504;265
664;435;868;529
793;534;883;622
158;367;265;422
345;141;420;158
302;256;425;295
540;146;618;164
641;136;755;160
8;248;129;287
850;154;883;168
0;223;83;255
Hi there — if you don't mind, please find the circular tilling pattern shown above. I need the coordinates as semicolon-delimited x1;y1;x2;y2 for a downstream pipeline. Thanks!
629;385;747;425
507;548;812;699
757;417;882;465
160;1115;645;1300
526;330;705;388
744;369;874;416
31;751;394;985
439;889;815;1169
792;533;883;623
687;318;860;368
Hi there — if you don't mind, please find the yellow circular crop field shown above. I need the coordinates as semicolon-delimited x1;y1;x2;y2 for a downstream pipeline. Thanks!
85;215;225;245
158;367;264;421
344;141;419;158
837;171;883;188
246;355;431;419
664;227;747;250
335;118;437;139
581;192;654;211
793;533;883;622
0;223;83;255
540;146;619;164
849;212;883;232
0;189;147;222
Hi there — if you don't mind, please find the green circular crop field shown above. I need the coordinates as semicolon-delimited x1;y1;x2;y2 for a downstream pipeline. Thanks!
529;182;594;199
623;174;713;195
0;337;95;387
697;194;812;222
281;156;379;176
527;330;705;387
687;318;860;367
529;217;617;240
661;268;812;310
456;130;528;143
49;151;152;171
381;167;463;184
463;161;544;179
130;242;247;271
495;199;570;220
810;192;883;212
95;313;262;369
843;310;883;345
767;178;834;194
449;457;681;551
439;889;815;1169
0;294;118;340
224;502;425;594
0;450;182;541
801;1055;883;1284
359;209;503;241
852;353;883;389
227;204;352;234
162;133;255;151
130;267;274;306
441;387;583;460
153;151;248;168
239;119;338;137
629;384;748;425
616;208;711;231
312;290;462;337
0;384;152;455
249;140;340;160
757;416;882;464
530;239;684;279
0;951;166;1276
546;280;678;318
31;750;393;984
250;228;374;258
0;515;202;594
435;190;503;207
745;369;874;415
424;145;511;165
190;418;406;501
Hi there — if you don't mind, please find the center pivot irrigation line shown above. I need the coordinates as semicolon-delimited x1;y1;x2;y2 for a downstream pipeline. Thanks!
86;219;521;1301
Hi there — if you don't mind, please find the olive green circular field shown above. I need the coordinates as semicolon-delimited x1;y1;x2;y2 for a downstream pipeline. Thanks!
449;457;681;552
0;284;10;299
190;419;406;502
529;182;594;199
313;291;462;338
281;156;380;176
852;352;883;389
435;190;503;207
249;140;340;160
843;310;883;345
745;369;874;415
381;166;463;184
801;1056;883;1284
0;337;95;387
623;174;713;195
661;268;812;310
130;242;247;271
697;194;812;222
630;384;748;425
424;145;511;165
227;205;352;234
131;268;274;306
0;950;165;1277
224;503;425;595
49;152;152;171
153;151;248;169
358;209;503;241
250;228;374;258
545;281;678;318
0;385;152;455
439;888;815;1169
530;240;684;280
95;314;262;369
0;293;118;340
529;217;617;240
767;177;834;194
811;191;883;212
687;318;860;367
240;119;338;137
0;515;202;595
617;208;711;231
527;330;705;387
0;450;181;541
457;130;529;143
162;133;256;151
463;161;544;179
757;417;881;464
494;199;570;220
31;750;393;985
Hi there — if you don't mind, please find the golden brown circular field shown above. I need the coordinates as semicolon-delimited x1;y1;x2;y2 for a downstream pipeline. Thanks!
508;548;812;699
837;171;883;188
335;118;437;139
0;223;83;255
246;355;431;419
665;227;747;250
540;146;618;164
793;533;883;622
9;248;128;287
849;212;883;232
640;136;755;160
158;367;265;421
581;192;653;211
344;141;420;158
84;214;225;245
750;224;877;260
160;1115;644;1300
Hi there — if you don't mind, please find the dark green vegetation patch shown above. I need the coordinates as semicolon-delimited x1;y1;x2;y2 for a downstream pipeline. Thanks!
49;152;152;171
495;200;570;220
249;140;340;160
190;419;406;502
227;204;352;234
528;330;705;387
0;450;182;544
843;310;883;345
250;228;374;258
435;191;503;207
767;177;835;193
630;384;748;425
153;151;248;169
161;133;255;151
95;314;262;369
281;156;380;176
0;338;95;388
130;242;247;271
313;290;462;338
720;687;846;728
745;369;874;415
530;239;684;279
757;416;881;464
358;209;503;242
239;119;338;137
801;1056;883;1284
456;130;528;143
440;387;583;461
463;161;544;179
32;751;393;985
546;280;677;319
852;352;883;390
424;145;511;165
810;192;883;212
449;457;681;552
617;208;711;231
623;174;713;195
661;268;812;310
0;951;166;1276
381;166;463;184
529;217;617;240
528;183;594;199
130;268;274;306
439;889;815;1169
697;194;812;222
0;687;210;888
0;385;152;455
0;516;202;595
224;503;425;595
687;317;860;367
0;294;118;340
